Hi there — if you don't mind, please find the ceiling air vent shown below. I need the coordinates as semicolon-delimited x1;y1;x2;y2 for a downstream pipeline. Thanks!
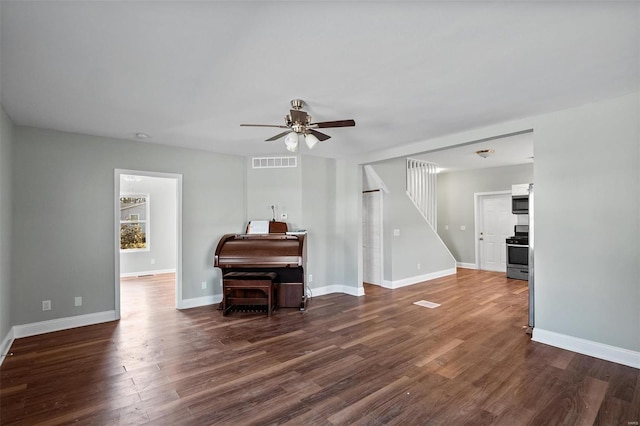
252;156;297;169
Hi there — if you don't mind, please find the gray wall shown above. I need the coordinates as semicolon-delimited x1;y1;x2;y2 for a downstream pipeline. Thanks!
244;155;346;292
534;93;639;352
246;159;301;230
369;157;455;282
437;164;534;263
334;159;361;289
119;175;177;275
0;107;12;343
11;127;245;325
301;156;337;289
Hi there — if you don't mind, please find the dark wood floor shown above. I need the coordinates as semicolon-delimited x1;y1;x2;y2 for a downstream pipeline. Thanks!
1;269;638;425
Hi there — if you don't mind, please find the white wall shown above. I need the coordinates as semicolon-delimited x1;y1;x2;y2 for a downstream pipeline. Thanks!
437;164;534;263
11;127;245;325
0;107;13;346
119;175;177;276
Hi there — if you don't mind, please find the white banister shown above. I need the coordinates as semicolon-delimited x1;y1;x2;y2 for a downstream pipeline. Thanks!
406;158;437;228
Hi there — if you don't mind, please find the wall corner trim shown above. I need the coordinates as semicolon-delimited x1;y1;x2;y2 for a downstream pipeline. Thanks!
12;311;118;340
179;294;222;310
0;328;16;367
532;328;640;370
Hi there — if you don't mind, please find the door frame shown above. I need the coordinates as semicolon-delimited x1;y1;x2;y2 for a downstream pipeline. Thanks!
362;189;384;286
114;169;183;319
473;190;511;270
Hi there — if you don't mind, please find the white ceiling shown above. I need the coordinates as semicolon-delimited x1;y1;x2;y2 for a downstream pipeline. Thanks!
412;131;534;173
1;2;638;163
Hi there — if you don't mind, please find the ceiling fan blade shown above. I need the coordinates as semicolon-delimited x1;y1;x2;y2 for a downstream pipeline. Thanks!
241;124;289;129
308;129;331;141
311;119;356;128
265;130;292;141
289;109;308;124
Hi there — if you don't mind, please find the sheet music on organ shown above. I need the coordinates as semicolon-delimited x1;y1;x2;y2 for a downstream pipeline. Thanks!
246;220;269;234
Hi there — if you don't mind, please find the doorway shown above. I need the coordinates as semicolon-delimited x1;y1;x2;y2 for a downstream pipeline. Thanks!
362;190;383;285
475;191;515;272
114;169;183;319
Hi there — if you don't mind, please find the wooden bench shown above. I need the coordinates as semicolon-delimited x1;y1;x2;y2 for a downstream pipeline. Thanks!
222;271;278;316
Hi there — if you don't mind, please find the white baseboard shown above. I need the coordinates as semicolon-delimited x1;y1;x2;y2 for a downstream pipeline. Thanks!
0;328;15;367
532;328;640;369
381;268;457;289
179;294;222;310
12;310;118;340
311;284;365;298
120;268;176;278
457;262;477;269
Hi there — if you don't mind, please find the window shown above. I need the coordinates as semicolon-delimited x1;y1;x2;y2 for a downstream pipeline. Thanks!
120;194;149;251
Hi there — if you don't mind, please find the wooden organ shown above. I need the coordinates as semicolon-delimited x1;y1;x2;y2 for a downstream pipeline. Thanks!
214;224;307;314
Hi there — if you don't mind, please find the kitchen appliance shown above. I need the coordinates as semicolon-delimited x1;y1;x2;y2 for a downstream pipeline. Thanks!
528;183;535;331
506;224;529;280
512;183;529;214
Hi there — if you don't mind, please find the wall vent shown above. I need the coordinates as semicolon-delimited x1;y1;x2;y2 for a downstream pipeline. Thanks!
252;156;297;169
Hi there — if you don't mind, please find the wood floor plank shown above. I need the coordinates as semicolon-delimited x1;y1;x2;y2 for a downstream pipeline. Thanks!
1;270;638;425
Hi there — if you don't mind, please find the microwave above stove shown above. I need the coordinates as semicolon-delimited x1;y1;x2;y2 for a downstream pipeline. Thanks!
512;195;529;214
512;184;530;214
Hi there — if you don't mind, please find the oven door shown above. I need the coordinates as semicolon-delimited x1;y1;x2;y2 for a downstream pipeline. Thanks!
506;243;529;268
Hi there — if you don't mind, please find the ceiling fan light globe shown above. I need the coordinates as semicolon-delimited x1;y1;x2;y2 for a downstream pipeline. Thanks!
284;132;299;152
304;133;319;149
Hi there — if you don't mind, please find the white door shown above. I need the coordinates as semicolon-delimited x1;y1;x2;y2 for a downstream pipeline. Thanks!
363;191;383;285
478;193;515;272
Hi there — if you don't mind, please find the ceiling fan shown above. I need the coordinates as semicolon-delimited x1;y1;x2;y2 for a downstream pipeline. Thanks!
241;99;355;152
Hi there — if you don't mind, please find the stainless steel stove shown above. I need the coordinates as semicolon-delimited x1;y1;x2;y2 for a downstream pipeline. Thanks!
506;225;529;280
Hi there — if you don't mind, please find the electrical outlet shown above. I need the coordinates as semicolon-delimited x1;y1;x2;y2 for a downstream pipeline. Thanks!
308;274;313;282
445;225;449;230
74;296;82;307
281;213;288;220
417;263;421;270
150;258;156;265
201;281;207;289
42;300;51;311
460;225;466;231
393;229;400;237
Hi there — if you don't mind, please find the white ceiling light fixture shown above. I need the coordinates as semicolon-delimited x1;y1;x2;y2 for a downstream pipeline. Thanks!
135;132;150;139
284;132;299;152
304;133;319;149
476;149;495;158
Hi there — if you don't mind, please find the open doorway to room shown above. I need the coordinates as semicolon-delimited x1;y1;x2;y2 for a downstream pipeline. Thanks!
114;170;182;320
